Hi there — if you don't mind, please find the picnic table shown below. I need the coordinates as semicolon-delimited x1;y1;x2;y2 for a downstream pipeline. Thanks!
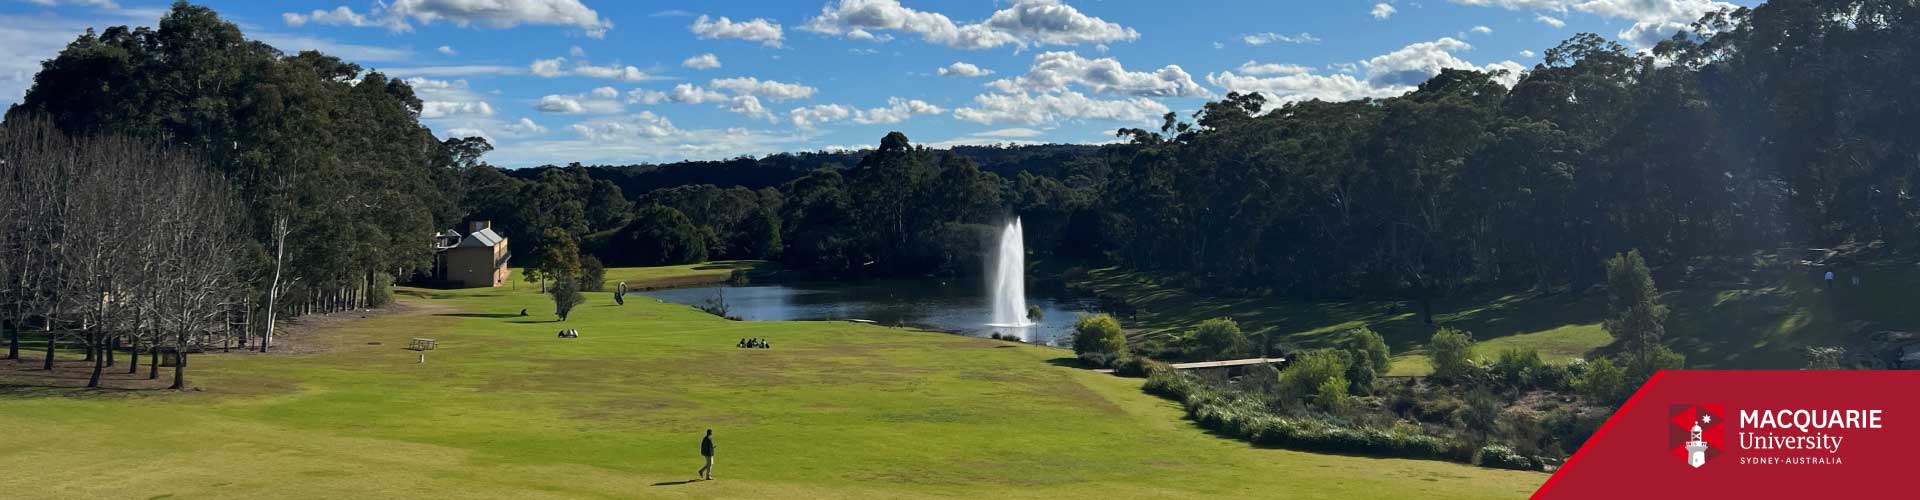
409;338;437;351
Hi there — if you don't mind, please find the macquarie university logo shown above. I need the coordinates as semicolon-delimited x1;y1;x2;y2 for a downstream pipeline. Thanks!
1669;404;1725;468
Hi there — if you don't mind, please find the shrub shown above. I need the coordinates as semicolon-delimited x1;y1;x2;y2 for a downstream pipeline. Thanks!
1623;344;1685;381
1474;445;1535;471
579;255;607;292
1279;349;1350;406
1071;314;1127;357
1573;357;1630;404
1544;407;1609;453
1428;328;1476;384
1077;351;1119;368
1491;348;1545;390
1143;369;1200;401
1314;376;1350;412
1804;346;1846;370
550;278;585;321
1526;362;1575;392
1457;388;1502;436
1344;326;1391;370
1114;356;1172;378
1184;317;1249;360
1603;249;1669;350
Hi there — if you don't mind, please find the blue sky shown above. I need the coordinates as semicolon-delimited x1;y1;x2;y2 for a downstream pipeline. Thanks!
1;0;1755;167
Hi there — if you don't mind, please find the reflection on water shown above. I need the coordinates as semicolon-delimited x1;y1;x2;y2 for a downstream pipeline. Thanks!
640;279;1099;346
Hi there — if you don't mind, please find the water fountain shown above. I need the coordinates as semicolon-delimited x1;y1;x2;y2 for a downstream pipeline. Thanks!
988;218;1032;332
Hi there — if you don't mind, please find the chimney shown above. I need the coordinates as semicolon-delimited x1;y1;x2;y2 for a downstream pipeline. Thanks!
469;220;491;234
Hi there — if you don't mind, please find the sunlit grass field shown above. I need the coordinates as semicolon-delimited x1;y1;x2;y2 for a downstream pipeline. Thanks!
0;266;1542;499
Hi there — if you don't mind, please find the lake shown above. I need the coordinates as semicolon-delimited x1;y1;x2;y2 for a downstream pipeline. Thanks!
640;279;1101;346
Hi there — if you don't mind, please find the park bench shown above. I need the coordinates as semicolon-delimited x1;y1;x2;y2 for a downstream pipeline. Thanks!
409;338;437;351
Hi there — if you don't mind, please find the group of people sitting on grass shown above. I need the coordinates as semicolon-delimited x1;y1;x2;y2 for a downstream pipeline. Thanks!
737;338;770;349
557;329;580;338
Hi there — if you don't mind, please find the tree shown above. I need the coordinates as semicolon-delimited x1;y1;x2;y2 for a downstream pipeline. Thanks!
1071;314;1127;357
1602;249;1667;352
550;278;584;321
1183;317;1248;360
536;227;582;288
1574;358;1630;405
1343;326;1392;394
579;255;606;292
1428;327;1476;384
609;205;707;266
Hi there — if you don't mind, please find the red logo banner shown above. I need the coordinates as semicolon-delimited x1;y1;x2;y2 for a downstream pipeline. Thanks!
1534;371;1918;498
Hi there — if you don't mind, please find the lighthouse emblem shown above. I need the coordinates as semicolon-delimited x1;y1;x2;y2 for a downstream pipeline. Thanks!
1669;404;1722;469
1685;421;1709;468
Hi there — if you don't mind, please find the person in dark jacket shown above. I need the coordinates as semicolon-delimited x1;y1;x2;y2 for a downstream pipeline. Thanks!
698;429;716;480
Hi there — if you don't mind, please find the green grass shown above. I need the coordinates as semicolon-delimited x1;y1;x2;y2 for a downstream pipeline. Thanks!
0;266;1542;499
1076;258;1918;375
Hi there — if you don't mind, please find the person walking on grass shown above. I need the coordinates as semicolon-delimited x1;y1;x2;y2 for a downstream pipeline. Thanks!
698;429;716;480
1824;270;1834;290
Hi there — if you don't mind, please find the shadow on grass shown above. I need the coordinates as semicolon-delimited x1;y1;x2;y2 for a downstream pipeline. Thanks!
1045;357;1088;369
507;320;561;324
650;480;700;487
433;313;522;319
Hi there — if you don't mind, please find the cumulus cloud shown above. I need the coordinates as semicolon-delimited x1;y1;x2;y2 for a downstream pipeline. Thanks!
535;94;586;113
569;111;680;141
1242;32;1320;45
788;104;854;129
788;98;944;128
1448;0;1733;49
986;51;1209;98
404;77;496;119
1371;3;1397;19
1471;25;1493;34
691;15;784;47
937;61;993;77
1207;37;1525;105
668;83;729;104
726;95;776;122
627;88;668;105
528;57;658;81
436;45;457;55
533;89;625;114
503;117;548;135
682;53;722;70
1535;14;1566;28
802;0;1136;50
709;77;817;102
953;91;1168;125
287;0;612;38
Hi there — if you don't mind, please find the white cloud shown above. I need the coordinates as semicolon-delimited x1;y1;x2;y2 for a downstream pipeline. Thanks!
535;94;587;113
569;111;680;141
853;97;944;124
668;83;729;104
788;104;854;129
627;88;668;105
726;95;777;122
384;65;522;77
436;45;457;55
569;45;586;57
1519;49;1536;57
986;51;1209;98
1449;0;1733;49
503;117;548;135
690;15;784;47
1242;32;1321;45
529;57;659;81
1471;25;1493;34
1371;3;1398;19
954;91;1168;125
23;0;120;8
1237;61;1314;76
590;86;618;99
1534;14;1566;28
802;0;1136;50
404;77;496;119
709;77;817;102
682;53;722;70
288;0;611;38
1207;37;1525;105
250;31;413;63
937;61;993;78
529;57;567;77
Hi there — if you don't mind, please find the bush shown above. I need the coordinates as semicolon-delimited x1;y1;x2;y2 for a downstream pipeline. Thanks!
1623;344;1685;380
1543;407;1609;453
1143;369;1200;401
1457;387;1502;435
1474;445;1535;471
1077;351;1119;368
1114;356;1172;378
579;255;607;292
1279;349;1350;406
1071;314;1127;357
1314;376;1350;412
1574;357;1630;405
1491;348;1545;390
550;278;585;321
1526;362;1575;392
1345;326;1392;373
1184;317;1249;360
1428;328;1476;384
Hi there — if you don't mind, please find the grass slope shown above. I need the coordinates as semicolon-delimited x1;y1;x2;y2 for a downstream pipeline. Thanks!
0;267;1542;499
1076;257;1913;375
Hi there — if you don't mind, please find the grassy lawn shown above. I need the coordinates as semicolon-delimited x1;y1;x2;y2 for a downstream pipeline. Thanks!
0;266;1542;499
1074;258;1917;375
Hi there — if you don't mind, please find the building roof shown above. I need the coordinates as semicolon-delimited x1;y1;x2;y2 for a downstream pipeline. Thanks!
438;229;463;238
456;228;504;248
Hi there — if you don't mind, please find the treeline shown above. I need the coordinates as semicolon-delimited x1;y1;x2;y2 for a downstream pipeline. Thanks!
1;2;478;386
1;118;242;388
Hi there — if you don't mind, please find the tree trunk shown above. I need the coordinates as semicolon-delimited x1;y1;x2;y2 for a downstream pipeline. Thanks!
148;342;159;380
42;323;56;370
264;217;287;352
169;332;186;390
87;334;105;388
128;337;140;374
106;335;116;367
5;319;15;360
